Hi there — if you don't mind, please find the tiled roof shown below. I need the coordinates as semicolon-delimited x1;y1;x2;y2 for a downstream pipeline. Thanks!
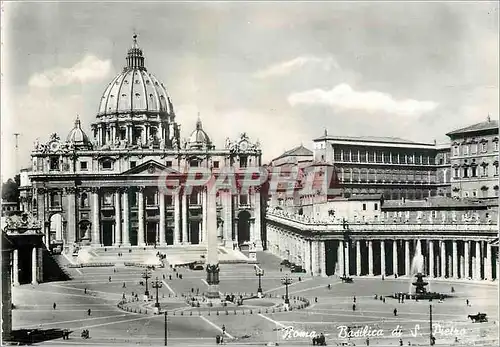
274;145;313;160
313;135;433;146
446;119;499;136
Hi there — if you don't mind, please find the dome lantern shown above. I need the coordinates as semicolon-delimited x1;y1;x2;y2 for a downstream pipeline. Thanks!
125;33;146;72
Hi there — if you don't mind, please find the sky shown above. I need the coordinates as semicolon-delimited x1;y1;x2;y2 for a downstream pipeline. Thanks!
1;1;499;180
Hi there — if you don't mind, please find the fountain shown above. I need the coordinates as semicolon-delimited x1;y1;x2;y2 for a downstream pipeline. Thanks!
391;240;451;301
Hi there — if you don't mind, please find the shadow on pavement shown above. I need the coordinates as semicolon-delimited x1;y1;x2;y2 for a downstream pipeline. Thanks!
5;328;73;345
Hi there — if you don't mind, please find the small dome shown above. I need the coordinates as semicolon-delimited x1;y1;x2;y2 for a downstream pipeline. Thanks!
188;117;211;148
97;34;174;117
67;116;91;148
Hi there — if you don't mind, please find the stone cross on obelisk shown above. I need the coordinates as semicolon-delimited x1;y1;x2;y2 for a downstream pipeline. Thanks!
205;186;220;298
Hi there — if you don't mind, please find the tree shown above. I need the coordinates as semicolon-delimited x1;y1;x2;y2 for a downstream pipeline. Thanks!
2;175;20;203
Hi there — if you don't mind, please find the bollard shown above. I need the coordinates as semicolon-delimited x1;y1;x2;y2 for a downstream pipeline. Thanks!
180;311;183;316
250;309;253;314
208;311;210;316
190;311;192;316
234;310;236;315
216;311;219;316
225;311;228;315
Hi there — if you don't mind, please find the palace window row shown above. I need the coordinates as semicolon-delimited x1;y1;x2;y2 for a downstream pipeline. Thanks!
334;149;434;165
454;163;498;178
452;138;499;157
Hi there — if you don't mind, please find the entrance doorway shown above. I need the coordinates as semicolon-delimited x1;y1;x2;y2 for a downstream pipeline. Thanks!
146;222;157;245
190;221;200;244
49;213;63;242
102;221;113;246
237;211;251;244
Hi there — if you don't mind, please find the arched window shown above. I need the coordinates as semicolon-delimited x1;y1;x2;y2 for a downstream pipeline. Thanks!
50;191;61;208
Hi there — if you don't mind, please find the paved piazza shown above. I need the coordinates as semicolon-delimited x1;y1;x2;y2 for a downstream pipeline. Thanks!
11;252;499;346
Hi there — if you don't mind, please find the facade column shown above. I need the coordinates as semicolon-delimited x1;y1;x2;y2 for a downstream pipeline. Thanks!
114;189;122;246
486;242;492;280
428;240;434;278
464;240;470;279
356;240;361;276
380;240;386;277
31;247;38;284
91;188;100;246
222;191;232;247
173;192;180;245
253;188;263;250
201;188;206;244
137;187;145;246
440;240;446;278
66;187;76;246
304;241;312;275
393;240;398;276
311;241;319;276
12;249;19;286
182;193;188;244
405;240;410;276
122;188;130;246
453;240;458;279
368;240;374;276
159;191;166;246
475;241;481;280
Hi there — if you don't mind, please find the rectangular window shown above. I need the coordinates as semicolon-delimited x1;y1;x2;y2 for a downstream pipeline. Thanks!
334;151;341;162
471;144;477;154
362;203;367;211
352;151;359;162
213;161;219;168
495;165;499;176
80;161;88;171
482;166;487;177
368;152;375;163
376;152;383;163
240;194;248;205
454;168;459;178
190;160;199;167
481;142;487;152
130;161;137;169
463;167;468;178
415;155;421;165
494;141;499;151
50;157;59;171
166;161;172;167
102;160;113;170
471;166;477;177
239;156;248;168
103;193;113;206
463;145;469;156
374;203;378;211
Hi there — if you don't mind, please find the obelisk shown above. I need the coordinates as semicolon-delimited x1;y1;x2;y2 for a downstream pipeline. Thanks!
205;187;220;298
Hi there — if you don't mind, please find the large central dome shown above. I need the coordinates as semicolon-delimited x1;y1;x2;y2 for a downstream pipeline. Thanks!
97;35;174;117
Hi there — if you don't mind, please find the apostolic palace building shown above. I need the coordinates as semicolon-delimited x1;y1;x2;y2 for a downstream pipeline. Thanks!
20;35;264;252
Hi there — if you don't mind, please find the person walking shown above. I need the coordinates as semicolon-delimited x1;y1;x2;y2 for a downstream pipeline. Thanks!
353;296;356;303
352;303;356;311
88;308;92;316
393;308;398;316
53;303;56;310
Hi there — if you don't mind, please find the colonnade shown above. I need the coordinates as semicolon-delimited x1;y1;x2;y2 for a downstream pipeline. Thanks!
11;247;42;286
266;221;498;281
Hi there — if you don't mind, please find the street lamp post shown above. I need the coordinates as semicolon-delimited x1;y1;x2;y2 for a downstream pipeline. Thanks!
142;268;152;298
152;277;163;308
164;311;168;346
281;274;293;308
341;218;351;281
255;265;264;298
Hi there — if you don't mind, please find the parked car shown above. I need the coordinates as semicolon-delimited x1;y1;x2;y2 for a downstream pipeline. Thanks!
291;265;306;273
280;260;290;266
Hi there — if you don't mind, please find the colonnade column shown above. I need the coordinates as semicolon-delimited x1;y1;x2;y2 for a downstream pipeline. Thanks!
368;241;374;276
356;240;361;276
345;241;350;276
114;189;122;246
486;242;492;280
137;187;145;246
337;241;344;276
428;240;434;278
311;241;319;276
31;247;38;285
475;241;481;280
380;240;386;277
319;241;326;276
122;188;130;246
182;193;188;244
405;240;410;276
173;192;180;245
159;191;166;246
464;241;470;279
91;187;100;246
452;240;458;279
12;249;19;286
201;188;206;244
440;241;446;278
222;191;232;247
393;240;398;276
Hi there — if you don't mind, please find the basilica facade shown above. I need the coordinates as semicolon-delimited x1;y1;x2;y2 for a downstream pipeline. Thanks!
22;36;264;251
